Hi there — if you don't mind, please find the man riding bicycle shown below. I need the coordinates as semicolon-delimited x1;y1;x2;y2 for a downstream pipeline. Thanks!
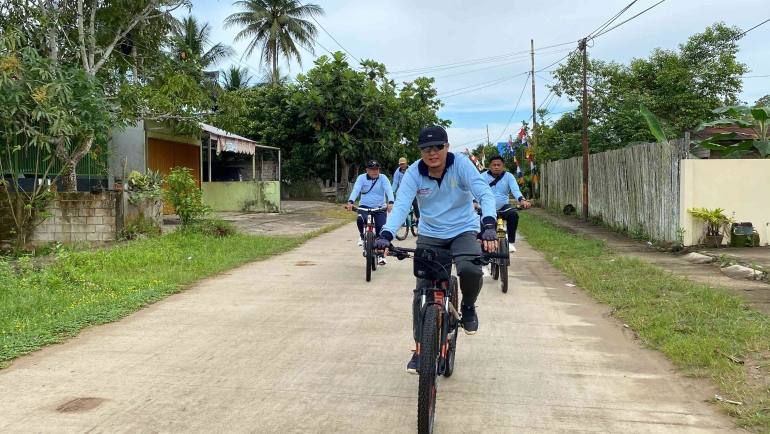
392;157;420;227
347;159;394;265
481;155;531;245
374;125;498;374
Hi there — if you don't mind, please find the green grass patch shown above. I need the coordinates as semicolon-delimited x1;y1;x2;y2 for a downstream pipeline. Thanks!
519;213;770;432
312;207;358;222
0;225;339;364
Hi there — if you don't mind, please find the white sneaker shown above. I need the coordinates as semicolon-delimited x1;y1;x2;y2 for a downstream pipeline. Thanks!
511;243;516;252
378;256;387;265
357;238;363;246
483;265;491;277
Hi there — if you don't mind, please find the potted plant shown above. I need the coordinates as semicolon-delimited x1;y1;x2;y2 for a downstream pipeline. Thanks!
687;207;735;248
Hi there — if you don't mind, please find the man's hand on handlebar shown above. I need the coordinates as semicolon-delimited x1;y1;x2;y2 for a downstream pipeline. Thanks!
374;237;392;256
478;226;498;252
519;199;532;209
346;203;354;212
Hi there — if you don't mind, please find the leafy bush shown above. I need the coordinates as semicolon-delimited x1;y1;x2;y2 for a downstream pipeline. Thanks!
165;167;210;226
126;170;164;205
183;218;237;238
123;213;162;240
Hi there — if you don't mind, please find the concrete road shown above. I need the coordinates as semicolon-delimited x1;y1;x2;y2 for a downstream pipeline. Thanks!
0;224;741;433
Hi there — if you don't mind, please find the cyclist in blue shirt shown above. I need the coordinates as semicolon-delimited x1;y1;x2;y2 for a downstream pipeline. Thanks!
347;159;394;264
392;157;420;226
374;125;497;374
481;155;531;244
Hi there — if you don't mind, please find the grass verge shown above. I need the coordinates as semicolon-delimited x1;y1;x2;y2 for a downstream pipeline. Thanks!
0;218;351;365
311;206;358;222
519;213;770;432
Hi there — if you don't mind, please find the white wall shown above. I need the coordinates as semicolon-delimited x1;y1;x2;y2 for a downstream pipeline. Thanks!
109;121;146;183
680;159;770;246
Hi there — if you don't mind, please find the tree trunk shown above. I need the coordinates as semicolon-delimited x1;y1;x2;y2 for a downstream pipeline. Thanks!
55;136;93;192
62;162;78;192
339;155;350;188
272;47;278;85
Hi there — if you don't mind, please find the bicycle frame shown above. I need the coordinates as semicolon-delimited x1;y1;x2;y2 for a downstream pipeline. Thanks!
416;279;459;375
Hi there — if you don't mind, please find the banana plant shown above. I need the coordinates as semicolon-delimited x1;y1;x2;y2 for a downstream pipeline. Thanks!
692;105;770;158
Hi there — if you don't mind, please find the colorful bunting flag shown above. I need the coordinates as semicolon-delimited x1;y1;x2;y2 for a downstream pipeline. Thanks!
513;156;524;185
465;148;483;172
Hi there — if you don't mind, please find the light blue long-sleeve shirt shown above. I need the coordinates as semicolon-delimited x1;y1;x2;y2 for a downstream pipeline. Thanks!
348;173;394;208
383;152;496;240
481;170;525;209
392;168;407;193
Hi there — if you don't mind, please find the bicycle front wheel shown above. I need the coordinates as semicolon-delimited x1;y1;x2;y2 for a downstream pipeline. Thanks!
396;223;408;241
500;238;509;293
418;305;440;434
365;231;374;282
444;276;459;378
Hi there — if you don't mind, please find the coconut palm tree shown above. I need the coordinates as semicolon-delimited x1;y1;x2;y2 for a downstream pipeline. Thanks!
221;66;254;90
173;15;235;79
224;0;324;84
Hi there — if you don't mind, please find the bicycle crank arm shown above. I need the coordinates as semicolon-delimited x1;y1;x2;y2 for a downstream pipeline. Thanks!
448;303;461;322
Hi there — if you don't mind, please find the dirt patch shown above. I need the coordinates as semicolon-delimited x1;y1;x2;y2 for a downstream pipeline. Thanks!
56;397;106;413
294;261;316;266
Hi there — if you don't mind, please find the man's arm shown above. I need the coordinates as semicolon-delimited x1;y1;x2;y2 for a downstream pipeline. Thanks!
392;170;402;192
506;172;531;207
347;175;363;210
383;174;395;205
381;171;417;240
458;156;495;226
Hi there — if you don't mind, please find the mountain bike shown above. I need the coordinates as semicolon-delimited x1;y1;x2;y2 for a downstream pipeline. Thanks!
477;205;524;293
389;246;508;434
352;206;386;282
395;206;419;240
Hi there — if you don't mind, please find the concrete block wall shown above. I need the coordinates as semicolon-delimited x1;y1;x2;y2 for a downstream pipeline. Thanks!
29;192;118;245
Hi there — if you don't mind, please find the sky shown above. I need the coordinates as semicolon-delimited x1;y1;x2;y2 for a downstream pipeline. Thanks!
186;0;769;148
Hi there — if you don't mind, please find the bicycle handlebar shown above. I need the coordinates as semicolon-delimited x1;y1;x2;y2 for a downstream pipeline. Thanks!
388;246;509;262
351;206;387;213
475;205;526;216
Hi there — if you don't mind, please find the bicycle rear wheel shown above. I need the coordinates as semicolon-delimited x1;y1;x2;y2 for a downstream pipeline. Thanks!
365;231;373;282
444;276;459;378
396;223;408;241
500;238;509;293
411;222;419;237
418;306;440;434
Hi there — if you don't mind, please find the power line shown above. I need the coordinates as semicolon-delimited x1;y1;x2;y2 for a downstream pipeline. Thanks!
493;73;531;143
392;48;574;79
299;3;361;64
536;50;578;73
592;0;667;39
738;17;770;38
389;41;578;75
587;0;638;38
439;73;529;99
744;74;770;78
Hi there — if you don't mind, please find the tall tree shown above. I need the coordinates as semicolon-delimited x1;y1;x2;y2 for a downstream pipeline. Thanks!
548;22;748;159
172;15;234;78
224;0;324;84
221;66;254;90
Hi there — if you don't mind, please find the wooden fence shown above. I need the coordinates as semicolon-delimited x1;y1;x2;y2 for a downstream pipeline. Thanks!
540;139;689;242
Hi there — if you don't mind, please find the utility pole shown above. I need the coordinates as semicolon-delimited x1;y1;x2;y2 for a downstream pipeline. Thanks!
531;39;538;198
486;124;490;147
579;38;589;222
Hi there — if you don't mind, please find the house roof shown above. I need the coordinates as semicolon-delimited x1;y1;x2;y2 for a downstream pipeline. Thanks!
691;125;757;141
199;123;279;155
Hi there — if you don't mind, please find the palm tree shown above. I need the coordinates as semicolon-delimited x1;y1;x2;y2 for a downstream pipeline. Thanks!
221;66;254;90
224;0;324;84
173;15;235;78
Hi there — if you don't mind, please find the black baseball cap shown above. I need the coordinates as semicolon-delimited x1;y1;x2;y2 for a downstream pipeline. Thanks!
366;159;381;168
418;125;448;148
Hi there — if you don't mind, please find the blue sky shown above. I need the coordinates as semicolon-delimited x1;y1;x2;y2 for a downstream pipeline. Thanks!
188;0;769;147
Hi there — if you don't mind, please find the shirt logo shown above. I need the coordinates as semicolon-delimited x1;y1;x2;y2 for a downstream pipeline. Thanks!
417;188;432;195
451;178;457;187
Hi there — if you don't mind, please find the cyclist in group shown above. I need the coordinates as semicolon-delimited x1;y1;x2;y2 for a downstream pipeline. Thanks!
391;157;420;227
481;155;531;245
347;159;394;265
374;125;497;374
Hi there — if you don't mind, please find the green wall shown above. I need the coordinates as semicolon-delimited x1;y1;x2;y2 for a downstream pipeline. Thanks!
202;181;280;212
